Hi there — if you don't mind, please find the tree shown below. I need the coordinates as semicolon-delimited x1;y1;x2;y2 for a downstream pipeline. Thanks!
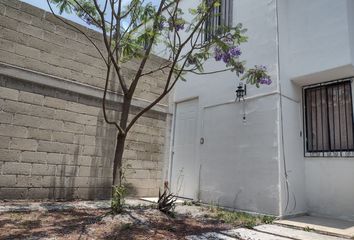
47;0;271;206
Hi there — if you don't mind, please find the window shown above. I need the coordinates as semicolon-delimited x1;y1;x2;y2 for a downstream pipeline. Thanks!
204;0;233;42
303;79;354;157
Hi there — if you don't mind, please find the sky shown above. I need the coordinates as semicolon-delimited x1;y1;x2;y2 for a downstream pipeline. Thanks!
21;0;160;29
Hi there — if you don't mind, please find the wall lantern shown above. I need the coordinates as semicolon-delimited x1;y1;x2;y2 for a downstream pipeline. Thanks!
235;82;246;102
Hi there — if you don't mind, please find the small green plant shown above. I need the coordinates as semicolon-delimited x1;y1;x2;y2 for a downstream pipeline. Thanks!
157;188;177;214
212;208;264;228
111;185;127;214
303;226;314;232
111;164;134;214
261;215;276;224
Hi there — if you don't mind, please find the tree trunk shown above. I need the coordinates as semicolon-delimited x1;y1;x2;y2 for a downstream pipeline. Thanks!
112;132;126;187
112;96;131;187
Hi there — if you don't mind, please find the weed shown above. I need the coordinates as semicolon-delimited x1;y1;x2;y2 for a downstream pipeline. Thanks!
303;226;314;232
211;208;265;228
111;185;127;214
157;188;177;214
261;215;275;224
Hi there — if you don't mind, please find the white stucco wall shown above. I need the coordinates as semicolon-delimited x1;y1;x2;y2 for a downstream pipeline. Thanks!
278;0;354;220
170;0;281;215
166;0;354;219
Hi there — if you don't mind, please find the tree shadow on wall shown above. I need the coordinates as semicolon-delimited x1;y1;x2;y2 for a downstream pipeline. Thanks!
87;108;118;200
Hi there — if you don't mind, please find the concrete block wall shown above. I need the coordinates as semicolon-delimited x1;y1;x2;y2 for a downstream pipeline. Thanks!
0;0;169;105
0;0;169;200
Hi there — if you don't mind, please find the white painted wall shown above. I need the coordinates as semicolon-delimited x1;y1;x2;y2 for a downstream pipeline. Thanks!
169;0;281;215
166;0;354;220
278;0;354;220
200;94;279;215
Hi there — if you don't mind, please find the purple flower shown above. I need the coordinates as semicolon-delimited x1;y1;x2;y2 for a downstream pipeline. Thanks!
175;24;184;31
259;77;272;85
229;46;241;57
214;47;223;61
222;52;231;63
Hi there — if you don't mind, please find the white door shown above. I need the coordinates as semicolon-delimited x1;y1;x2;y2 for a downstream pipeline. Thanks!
170;98;199;199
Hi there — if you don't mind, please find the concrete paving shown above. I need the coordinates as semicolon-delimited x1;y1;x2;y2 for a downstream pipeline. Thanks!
275;215;354;238
255;224;347;240
186;225;348;240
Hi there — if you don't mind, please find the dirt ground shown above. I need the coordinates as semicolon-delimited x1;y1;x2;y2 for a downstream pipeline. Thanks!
0;206;232;240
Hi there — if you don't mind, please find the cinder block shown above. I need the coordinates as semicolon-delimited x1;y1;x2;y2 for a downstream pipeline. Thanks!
19;91;44;105
127;169;150;179
52;131;74;144
0;111;12;124
16;175;42;187
83;135;96;146
18;24;46;40
39;119;63;131
66;102;100;116
63;122;85;134
77;155;93;166
55;25;77;40
82;146;99;156
123;150;137;160
41;176;57;188
31;163;56;176
0;86;19;101
30;104;55;119
31;18;55;32
78;166;100;177
42;31;66;46
0;149;21;162
44;96;68;110
3;162;31;175
0;50;26;67
0;136;10;149
20;1;45;18
28;128;52;141
0;188;27;199
53;187;76;200
65;144;80;155
0;4;6;15
56;165;78;177
13;113;41;128
38;140;66;153
0;38;15;53
5;6;32;24
46;153;63;165
28;188;53;199
74;177;90;187
84;125;97;136
3;100;29;114
54;109;78;123
0;175;16;187
75;114;97;126
127;178;158;189
10;137;38;151
21;151;47;164
14;43;41;59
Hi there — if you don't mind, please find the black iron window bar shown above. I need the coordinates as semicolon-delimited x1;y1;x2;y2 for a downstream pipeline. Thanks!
303;78;354;157
203;0;233;42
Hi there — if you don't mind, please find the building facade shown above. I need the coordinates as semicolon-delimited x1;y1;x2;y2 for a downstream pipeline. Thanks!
166;0;354;221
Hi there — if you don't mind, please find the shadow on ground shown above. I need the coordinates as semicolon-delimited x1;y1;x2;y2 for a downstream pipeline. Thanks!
0;208;231;240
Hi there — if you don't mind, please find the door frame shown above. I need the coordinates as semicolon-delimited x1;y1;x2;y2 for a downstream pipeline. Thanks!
168;97;200;200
